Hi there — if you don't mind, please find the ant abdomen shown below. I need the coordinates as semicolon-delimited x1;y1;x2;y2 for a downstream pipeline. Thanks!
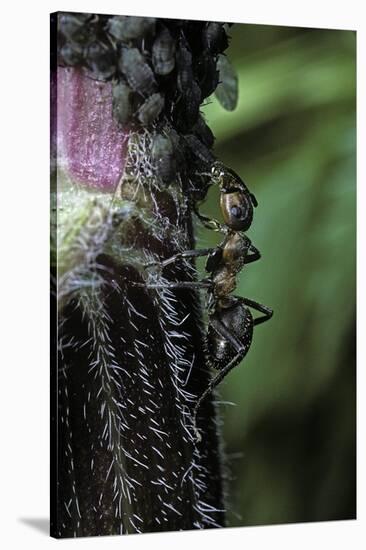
208;301;253;371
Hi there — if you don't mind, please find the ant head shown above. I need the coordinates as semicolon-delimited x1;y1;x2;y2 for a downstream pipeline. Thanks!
211;161;257;231
220;190;253;231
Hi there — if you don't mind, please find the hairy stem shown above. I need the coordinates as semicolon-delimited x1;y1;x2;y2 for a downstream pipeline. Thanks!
51;13;230;538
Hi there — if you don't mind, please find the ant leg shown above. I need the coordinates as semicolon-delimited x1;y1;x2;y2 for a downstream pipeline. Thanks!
193;206;226;233
235;235;260;264
130;280;212;291
246;243;261;264
250;192;258;208
145;248;213;269
210;316;246;352
193;317;249;441
193;350;244;442
242;298;273;326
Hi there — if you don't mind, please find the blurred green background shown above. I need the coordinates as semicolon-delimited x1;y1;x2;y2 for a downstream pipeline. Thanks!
201;24;356;526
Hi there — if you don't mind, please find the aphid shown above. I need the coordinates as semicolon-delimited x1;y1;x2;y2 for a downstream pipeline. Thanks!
176;36;193;93
119;48;156;96
166;128;186;175
59;42;84;66
192;115;215;148
58;13;91;45
164;19;185;30
151;133;176;184
137;93;165;125
203;22;229;54
188;79;202;124
184;134;215;166
85;41;116;80
112;81;133;125
175;79;201;131
152;27;176;75
106;16;156;42
195;51;220;99
215;54;238;111
183;21;207;55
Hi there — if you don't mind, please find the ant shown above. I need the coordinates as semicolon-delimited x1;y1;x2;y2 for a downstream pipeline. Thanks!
137;161;273;441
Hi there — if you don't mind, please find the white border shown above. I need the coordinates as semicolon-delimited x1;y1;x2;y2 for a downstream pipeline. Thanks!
1;1;364;549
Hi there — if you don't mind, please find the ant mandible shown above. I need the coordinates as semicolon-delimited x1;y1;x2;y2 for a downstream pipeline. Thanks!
142;161;273;441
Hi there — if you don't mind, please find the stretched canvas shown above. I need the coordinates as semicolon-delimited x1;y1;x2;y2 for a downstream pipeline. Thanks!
50;11;356;538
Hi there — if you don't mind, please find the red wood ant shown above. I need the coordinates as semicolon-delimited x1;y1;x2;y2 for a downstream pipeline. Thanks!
141;161;273;441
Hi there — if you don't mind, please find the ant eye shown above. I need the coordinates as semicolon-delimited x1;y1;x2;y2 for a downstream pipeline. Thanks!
230;205;242;219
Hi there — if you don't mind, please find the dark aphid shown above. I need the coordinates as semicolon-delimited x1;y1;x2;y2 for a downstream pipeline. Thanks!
112;81;132;126
195;51;220;99
166;128;186;173
59;42;84;66
183;20;207;55
106;16;156;42
184;134;215;166
58;13;91;45
164;19;185;30
85;41;116;80
137;93;165;125
181;79;201;129
61;12;91;24
173;80;201;132
152;27;176;75
176;37;193;93
192;115;215;148
215;54;238;111
119;48;156;96
174;66;202;131
152;133;173;159
151;133;176;183
203;22;229;54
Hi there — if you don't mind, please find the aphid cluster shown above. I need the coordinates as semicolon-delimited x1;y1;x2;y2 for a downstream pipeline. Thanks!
56;13;240;204
144;161;273;440
57;13;236;131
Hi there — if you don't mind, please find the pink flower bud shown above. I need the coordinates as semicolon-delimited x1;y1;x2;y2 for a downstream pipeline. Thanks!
55;66;129;191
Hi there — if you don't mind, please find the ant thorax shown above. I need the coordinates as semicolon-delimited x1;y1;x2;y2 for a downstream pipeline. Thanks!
221;232;250;274
212;266;237;299
206;232;251;300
